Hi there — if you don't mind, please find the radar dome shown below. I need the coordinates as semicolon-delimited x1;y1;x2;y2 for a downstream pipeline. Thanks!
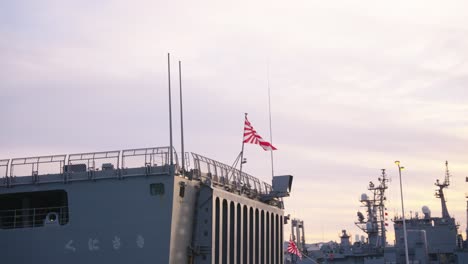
422;206;431;218
361;193;368;201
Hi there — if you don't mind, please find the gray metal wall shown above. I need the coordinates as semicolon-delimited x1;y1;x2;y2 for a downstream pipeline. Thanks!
207;189;283;264
1;166;286;264
0;167;176;264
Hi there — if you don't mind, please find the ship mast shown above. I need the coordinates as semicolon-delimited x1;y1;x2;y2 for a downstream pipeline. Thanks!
465;176;467;241
355;169;389;247
435;161;451;219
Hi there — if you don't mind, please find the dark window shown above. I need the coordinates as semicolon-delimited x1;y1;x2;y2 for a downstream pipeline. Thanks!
280;215;284;262
266;212;270;263
249;207;254;263
229;202;235;264
215;198;220;264
236;204;241;264
179;185;185;198
150;183;165;196
261;210;265;264
0;190;69;229
222;200;228;264
243;205;248;264
276;214;280;264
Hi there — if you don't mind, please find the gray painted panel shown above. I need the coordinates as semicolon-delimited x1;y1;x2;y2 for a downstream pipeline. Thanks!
1;173;175;264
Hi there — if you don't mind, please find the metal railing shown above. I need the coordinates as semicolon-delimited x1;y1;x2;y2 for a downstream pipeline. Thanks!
10;155;67;183
68;150;120;171
122;147;176;168
0;159;8;186
0;206;69;229
0;146;270;196
0;147;177;187
190;152;272;195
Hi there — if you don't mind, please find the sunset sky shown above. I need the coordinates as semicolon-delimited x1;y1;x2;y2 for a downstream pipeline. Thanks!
2;0;468;244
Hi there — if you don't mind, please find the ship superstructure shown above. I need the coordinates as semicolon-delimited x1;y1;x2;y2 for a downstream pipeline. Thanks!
392;161;468;263
316;169;394;264
355;169;390;249
0;146;293;264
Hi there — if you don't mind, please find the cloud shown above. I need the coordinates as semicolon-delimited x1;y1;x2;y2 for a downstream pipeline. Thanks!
1;0;468;243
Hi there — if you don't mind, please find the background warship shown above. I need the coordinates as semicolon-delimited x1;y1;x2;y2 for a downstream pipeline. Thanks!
288;162;468;264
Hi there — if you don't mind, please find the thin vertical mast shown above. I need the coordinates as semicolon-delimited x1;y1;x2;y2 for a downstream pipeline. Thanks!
239;113;247;175
267;63;274;179
178;61;185;173
167;53;174;165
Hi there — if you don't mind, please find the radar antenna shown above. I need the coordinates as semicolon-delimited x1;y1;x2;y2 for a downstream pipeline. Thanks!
354;169;389;247
435;161;451;219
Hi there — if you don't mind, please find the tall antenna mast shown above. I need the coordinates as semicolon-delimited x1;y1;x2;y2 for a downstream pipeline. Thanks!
435;160;451;219
178;60;185;173
167;53;174;165
239;113;247;175
465;176;468;241
267;62;274;179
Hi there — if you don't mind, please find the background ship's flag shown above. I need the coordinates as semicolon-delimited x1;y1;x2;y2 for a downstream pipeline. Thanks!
243;116;277;151
287;240;302;259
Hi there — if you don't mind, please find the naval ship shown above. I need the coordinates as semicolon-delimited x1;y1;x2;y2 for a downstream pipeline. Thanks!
301;162;468;264
392;161;468;263
0;147;293;263
314;169;395;264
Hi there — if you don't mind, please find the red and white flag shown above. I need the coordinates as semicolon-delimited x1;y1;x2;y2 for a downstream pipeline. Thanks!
243;116;277;151
287;240;302;259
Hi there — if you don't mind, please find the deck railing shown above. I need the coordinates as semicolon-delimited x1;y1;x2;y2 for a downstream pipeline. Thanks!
0;206;69;229
0;147;270;196
0;147;177;187
190;153;272;195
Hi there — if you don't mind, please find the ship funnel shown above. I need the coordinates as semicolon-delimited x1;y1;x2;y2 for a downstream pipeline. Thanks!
422;206;431;218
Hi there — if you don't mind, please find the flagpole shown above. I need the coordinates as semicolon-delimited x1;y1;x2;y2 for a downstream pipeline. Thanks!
239;113;247;175
167;53;174;166
178;60;185;173
267;62;274;179
300;252;319;264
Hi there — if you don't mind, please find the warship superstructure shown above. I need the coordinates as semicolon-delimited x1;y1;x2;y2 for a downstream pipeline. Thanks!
0;146;293;263
309;162;468;264
392;161;468;263
316;169;394;264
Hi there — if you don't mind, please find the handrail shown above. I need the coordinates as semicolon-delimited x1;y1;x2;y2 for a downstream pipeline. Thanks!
0;159;9;187
122;146;178;168
68;150;120;170
1;147;269;193
0;206;69;229
0;147;177;187
190;152;272;195
0;159;8;177
10;154;67;179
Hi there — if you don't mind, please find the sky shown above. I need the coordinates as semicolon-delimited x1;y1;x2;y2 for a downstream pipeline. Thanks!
1;0;468;244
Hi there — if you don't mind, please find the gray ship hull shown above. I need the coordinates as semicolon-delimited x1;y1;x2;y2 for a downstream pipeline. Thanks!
0;147;289;264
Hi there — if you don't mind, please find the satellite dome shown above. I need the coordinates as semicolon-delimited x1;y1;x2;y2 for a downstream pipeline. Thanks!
422;206;430;214
361;193;368;201
422;206;431;218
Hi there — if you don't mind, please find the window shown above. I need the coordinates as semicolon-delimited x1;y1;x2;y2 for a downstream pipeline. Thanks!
150;183;165;196
0;190;69;229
